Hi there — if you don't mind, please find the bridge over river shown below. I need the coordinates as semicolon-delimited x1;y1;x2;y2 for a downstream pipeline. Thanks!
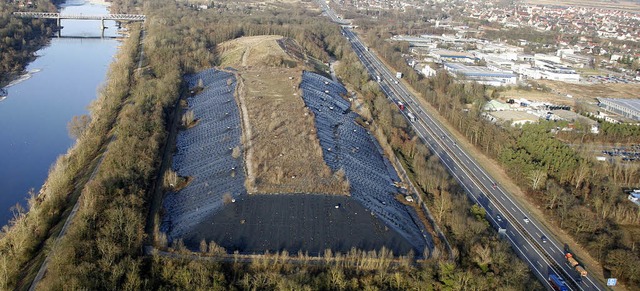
13;12;145;29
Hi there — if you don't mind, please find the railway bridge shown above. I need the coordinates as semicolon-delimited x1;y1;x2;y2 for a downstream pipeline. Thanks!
13;12;145;29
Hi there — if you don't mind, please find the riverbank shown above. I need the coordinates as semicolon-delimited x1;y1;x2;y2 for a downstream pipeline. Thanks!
85;0;111;6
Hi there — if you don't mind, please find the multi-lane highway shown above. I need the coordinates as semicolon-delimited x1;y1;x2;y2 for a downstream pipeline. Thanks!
315;2;605;289
342;26;605;291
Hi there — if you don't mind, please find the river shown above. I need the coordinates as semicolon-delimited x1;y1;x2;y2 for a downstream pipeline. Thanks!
0;0;120;226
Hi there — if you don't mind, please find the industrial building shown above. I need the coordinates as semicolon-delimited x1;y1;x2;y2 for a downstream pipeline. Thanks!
597;98;640;121
534;59;580;82
444;63;517;86
431;50;477;63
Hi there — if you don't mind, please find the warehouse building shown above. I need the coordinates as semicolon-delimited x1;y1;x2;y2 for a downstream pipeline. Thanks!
444;62;517;86
431;50;477;63
597;98;640;121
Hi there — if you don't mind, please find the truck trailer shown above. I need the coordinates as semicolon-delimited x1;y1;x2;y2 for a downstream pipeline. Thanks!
548;274;568;291
407;112;416;122
565;252;588;277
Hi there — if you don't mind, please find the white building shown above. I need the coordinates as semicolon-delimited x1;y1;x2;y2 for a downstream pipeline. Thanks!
444;63;517;86
421;65;436;77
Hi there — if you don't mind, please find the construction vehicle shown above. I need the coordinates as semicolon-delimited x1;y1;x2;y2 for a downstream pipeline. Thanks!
548;274;569;291
565;252;588;277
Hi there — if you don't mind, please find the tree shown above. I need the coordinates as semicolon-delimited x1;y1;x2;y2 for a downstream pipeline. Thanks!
471;243;492;273
529;168;547;190
200;239;207;253
67;114;91;139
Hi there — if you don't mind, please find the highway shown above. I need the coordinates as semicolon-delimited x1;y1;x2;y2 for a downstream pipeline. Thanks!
342;27;605;291
315;2;605;289
341;27;605;291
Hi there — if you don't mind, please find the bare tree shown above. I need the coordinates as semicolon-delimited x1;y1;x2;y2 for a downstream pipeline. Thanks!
67;114;91;139
529;168;547;190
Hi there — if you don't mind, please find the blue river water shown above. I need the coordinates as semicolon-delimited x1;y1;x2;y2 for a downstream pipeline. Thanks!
0;0;120;225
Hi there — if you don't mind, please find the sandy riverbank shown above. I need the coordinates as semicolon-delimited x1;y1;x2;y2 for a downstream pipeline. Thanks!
85;0;111;6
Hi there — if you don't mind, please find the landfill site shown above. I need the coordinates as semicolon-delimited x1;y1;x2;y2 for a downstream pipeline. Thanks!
160;36;432;257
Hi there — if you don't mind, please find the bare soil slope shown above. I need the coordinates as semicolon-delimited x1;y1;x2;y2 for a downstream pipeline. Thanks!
217;36;349;195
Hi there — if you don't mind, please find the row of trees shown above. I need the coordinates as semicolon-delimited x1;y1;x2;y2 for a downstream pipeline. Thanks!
363;27;640;286
0;21;144;290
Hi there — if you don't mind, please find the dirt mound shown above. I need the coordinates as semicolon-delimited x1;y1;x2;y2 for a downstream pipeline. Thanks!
217;36;349;195
217;35;300;68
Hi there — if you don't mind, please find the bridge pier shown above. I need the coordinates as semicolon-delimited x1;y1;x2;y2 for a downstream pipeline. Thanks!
12;12;146;33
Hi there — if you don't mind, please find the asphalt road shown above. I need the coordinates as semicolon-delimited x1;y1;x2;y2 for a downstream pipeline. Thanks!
333;22;606;291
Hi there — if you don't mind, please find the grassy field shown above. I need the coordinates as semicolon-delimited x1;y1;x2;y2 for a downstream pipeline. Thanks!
218;36;349;195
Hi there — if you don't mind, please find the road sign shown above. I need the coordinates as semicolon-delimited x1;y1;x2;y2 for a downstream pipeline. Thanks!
607;278;617;286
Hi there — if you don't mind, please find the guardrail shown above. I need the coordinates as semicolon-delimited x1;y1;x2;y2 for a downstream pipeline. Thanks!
13;12;146;21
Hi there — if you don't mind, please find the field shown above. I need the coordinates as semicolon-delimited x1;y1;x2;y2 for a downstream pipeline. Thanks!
499;87;576;106
524;0;640;12
500;80;640;109
218;36;349;195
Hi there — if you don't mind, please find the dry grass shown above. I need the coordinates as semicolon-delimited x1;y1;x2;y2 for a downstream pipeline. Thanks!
500;80;640;108
523;0;640;12
499;87;576;106
219;36;349;195
538;80;640;100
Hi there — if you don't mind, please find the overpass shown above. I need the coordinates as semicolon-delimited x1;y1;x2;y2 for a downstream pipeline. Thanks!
13;12;145;29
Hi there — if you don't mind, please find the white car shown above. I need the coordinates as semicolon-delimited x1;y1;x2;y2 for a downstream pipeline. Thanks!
523;217;530;223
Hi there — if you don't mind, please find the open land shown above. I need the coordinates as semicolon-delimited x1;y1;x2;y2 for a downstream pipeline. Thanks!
524;0;640;12
500;80;640;109
218;36;349;195
539;80;640;100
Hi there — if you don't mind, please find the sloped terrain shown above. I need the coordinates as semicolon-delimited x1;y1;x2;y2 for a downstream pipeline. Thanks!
161;69;245;238
160;36;432;256
221;35;349;195
299;71;431;254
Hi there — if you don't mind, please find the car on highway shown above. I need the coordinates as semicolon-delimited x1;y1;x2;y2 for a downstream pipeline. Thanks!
492;182;497;189
523;217;530;223
496;215;503;223
541;235;548;243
